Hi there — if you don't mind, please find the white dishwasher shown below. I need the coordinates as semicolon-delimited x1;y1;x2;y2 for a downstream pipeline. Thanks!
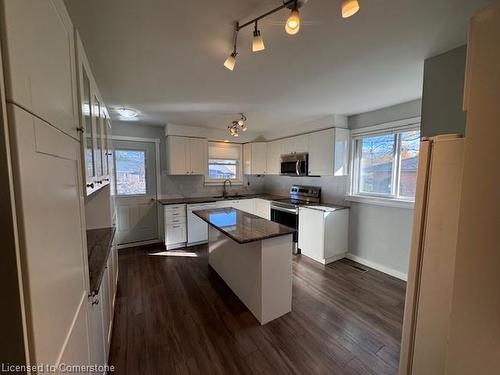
187;202;218;246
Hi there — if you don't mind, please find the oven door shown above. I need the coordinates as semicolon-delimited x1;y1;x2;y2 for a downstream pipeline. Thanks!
270;206;299;253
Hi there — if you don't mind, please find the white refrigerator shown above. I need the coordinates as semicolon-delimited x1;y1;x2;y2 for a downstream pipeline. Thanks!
399;135;465;375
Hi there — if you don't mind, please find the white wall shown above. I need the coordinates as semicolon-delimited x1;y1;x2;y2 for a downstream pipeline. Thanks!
346;99;421;280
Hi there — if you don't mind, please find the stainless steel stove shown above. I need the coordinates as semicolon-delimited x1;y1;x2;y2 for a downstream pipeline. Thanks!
270;185;321;254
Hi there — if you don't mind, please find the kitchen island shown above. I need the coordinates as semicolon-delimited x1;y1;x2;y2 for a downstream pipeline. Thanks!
194;207;295;324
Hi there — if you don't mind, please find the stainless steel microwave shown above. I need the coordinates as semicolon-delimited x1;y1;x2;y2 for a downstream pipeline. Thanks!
280;153;308;176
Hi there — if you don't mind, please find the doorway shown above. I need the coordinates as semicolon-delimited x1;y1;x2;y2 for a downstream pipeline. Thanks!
112;139;159;246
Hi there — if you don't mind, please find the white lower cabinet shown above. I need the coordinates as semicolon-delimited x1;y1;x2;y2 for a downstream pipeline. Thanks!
298;207;349;264
165;204;187;249
254;199;271;220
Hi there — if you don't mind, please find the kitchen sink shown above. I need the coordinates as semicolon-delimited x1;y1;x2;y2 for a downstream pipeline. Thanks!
211;194;248;200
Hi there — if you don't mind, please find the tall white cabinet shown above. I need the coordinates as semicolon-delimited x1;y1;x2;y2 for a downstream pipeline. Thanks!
0;0;117;370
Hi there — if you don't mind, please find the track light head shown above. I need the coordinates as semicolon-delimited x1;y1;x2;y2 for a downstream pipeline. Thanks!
341;0;360;18
285;8;301;35
224;52;237;71
252;21;265;52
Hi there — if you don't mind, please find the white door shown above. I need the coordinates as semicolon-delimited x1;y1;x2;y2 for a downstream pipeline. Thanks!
113;140;158;245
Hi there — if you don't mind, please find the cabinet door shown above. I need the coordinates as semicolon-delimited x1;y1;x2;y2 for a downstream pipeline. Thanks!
1;0;78;139
88;296;105;371
243;143;252;174
189;138;208;175
100;107;109;179
254;199;271;219
167;136;189;175
298;207;325;262
266;140;282;175
8;105;89;366
292;135;309;153
308;129;334;176
166;224;187;245
251;143;267;174
333;128;350;176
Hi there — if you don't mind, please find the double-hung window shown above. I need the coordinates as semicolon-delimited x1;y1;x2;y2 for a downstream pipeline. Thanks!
350;122;421;205
205;142;243;185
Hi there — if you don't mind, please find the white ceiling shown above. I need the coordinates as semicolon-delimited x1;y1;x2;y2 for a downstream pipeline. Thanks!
65;0;492;132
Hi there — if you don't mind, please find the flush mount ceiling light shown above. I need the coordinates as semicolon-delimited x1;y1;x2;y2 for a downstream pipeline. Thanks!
341;0;360;18
116;107;138;118
228;113;247;137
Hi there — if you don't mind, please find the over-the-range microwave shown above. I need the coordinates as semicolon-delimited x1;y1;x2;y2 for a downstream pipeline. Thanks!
280;152;308;176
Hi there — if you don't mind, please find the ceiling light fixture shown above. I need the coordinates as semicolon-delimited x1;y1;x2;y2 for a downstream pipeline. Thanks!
116;107;138;118
285;1;301;35
228;113;247;137
341;0;360;18
223;1;311;71
252;21;265;52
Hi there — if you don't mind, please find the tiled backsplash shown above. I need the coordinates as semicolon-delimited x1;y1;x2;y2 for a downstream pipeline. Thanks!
263;175;349;205
160;173;266;199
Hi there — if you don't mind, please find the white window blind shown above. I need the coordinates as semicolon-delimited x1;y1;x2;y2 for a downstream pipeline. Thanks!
208;142;241;160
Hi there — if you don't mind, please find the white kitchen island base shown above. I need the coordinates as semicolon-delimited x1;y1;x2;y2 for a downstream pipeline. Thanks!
208;226;293;325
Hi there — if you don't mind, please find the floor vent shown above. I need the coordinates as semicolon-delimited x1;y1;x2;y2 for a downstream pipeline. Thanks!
349;264;368;273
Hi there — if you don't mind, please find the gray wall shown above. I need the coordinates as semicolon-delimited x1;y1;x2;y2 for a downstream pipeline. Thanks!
346;100;422;278
349;99;422;129
421;45;467;137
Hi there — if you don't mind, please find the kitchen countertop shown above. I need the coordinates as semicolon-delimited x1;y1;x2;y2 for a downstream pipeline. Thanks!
303;203;349;212
159;193;287;206
87;227;116;296
194;208;295;244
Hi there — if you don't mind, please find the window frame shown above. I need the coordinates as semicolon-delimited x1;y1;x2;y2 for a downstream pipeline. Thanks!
348;118;421;208
204;142;243;186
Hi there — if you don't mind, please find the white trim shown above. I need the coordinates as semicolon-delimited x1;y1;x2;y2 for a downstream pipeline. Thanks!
117;239;163;250
346;194;415;209
112;135;160;144
345;253;408;281
351;117;421;137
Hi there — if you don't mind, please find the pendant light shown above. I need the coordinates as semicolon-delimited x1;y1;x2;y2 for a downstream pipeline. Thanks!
285;1;301;35
341;0;360;18
252;21;265;52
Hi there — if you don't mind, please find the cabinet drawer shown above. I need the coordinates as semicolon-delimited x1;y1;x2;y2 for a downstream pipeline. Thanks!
166;216;186;225
166;223;186;245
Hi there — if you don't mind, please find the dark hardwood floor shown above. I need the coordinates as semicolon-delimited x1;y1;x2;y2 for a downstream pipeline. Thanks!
108;245;406;375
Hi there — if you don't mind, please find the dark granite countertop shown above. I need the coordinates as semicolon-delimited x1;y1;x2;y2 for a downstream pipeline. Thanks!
159;193;287;206
194;208;295;244
87;227;116;296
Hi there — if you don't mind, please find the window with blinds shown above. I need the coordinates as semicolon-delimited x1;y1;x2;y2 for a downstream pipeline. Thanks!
206;142;243;184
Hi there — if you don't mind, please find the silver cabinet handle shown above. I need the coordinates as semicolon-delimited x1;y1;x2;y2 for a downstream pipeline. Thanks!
296;160;300;176
173;225;181;228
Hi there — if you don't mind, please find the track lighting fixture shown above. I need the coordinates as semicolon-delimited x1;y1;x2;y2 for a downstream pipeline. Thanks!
228;113;248;137
252;21;265;52
341;0;360;18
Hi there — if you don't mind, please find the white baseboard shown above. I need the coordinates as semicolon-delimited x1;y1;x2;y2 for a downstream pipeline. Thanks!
323;253;347;265
117;239;163;250
345;253;407;281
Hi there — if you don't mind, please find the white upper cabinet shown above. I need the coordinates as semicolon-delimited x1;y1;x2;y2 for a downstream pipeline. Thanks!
308;128;350;176
189;137;208;175
243;142;267;175
283;134;309;154
167;136;207;175
0;0;78;139
266;140;283;175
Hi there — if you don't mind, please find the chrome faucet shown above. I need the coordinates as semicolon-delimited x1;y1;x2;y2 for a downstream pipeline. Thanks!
223;179;232;198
